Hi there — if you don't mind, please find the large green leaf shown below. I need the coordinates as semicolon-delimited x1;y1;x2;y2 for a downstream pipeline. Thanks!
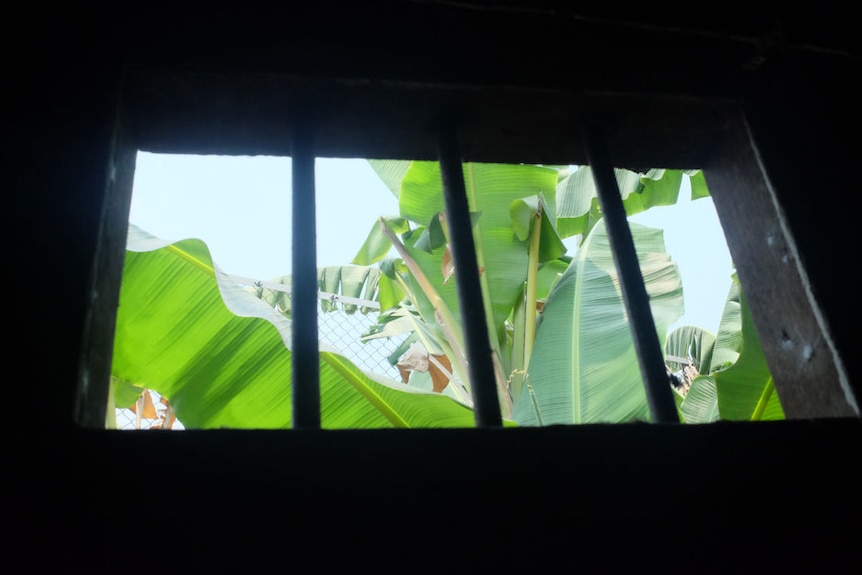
112;376;146;410
555;166;686;241
680;375;721;423
254;264;389;315
665;325;716;377
352;215;409;266
112;225;482;429
509;195;567;262
709;279;743;373
396;161;560;340
687;170;711;200
512;220;685;424
714;288;784;421
675;276;782;422
316;265;379;313
367;159;412;198
624;169;684;214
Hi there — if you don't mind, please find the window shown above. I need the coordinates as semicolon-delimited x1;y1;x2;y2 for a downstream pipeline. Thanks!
115;151;738;429
75;71;858;429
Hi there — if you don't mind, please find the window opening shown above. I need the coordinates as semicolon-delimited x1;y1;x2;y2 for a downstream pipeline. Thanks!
113;153;405;429
583;125;679;422
77;84;855;427
439;123;503;427
112;143;750;429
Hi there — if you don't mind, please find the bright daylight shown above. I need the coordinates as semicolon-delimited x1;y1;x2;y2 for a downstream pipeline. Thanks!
110;154;783;431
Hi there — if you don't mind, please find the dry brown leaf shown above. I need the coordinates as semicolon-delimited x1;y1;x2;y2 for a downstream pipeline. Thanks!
395;343;453;392
396;342;431;384
442;245;455;285
141;391;158;418
428;354;453;393
397;365;412;384
129;391;158;419
160;398;177;430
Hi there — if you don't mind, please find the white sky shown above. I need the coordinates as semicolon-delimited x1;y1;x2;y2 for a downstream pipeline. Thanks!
129;152;734;334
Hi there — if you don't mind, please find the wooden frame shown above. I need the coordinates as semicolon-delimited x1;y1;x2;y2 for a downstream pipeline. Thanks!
76;70;859;427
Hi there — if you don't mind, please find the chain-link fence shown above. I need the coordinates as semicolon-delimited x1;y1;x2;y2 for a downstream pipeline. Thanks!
115;389;185;430
114;299;408;430
317;304;408;379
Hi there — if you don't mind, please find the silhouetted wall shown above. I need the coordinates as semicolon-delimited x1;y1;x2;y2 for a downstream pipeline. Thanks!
8;3;860;573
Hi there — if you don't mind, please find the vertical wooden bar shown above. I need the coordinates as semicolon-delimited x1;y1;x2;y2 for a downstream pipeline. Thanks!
438;121;503;428
76;82;137;429
291;118;321;429
705;109;858;418
582;122;680;424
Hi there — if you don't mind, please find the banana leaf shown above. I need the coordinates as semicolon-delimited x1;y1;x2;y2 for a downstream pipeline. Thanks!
555;166;687;241
680;375;721;423
709;280;744;373
665;325;716;376
512;220;685;424
714;288;785;421
389;161;561;335
675;276;782;422
111;225;484;429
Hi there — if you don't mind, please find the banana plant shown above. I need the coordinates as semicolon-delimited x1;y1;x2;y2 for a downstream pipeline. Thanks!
112;162;732;428
110;225;484;429
668;273;785;423
353;161;691;423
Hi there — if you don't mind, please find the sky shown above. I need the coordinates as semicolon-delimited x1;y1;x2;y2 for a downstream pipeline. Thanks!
129;152;735;334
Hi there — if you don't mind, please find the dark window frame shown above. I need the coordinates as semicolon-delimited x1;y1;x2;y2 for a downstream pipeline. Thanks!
75;70;859;427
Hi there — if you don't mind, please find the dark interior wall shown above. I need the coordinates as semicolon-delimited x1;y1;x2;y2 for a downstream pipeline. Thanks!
8;2;860;572
11;421;862;572
10;16;120;427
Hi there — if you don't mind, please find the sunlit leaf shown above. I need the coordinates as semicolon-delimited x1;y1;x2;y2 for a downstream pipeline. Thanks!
709;279;743;373
112;225;482;429
556;166;688;240
688;170;711;200
368;159;412;198
665;325;716;376
509;195;567;262
398;161;559;335
113;377;146;409
714;287;784;421
352;215;408;265
512;220;684;424
413;212;449;254
680;375;720;423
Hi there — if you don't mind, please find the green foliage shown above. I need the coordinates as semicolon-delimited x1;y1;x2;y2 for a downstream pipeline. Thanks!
111;225;481;429
670;275;784;423
111;163;776;428
356;162;691;423
512;220;684;425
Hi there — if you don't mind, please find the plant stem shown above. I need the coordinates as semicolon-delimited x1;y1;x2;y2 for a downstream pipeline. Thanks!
379;217;471;393
751;377;775;421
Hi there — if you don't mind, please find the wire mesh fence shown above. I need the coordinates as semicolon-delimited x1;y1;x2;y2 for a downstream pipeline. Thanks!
318;304;408;379
115;389;185;430
114;301;407;430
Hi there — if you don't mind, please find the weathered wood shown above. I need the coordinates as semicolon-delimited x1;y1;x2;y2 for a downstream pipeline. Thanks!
75;101;138;428
125;70;730;169
704;109;858;418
